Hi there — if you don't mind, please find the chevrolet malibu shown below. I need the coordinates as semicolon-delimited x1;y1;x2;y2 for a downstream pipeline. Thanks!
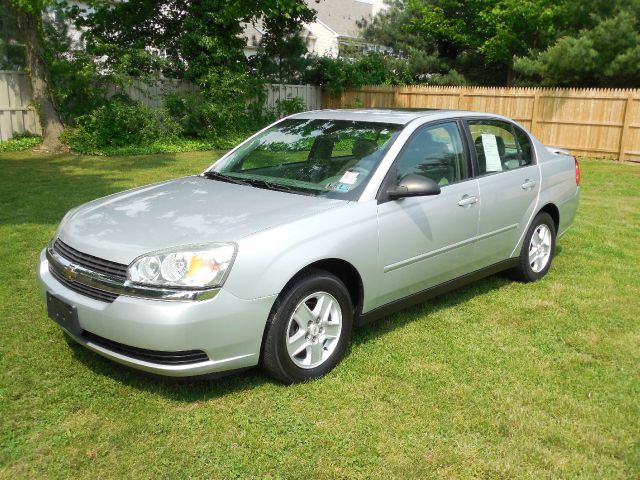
37;109;580;383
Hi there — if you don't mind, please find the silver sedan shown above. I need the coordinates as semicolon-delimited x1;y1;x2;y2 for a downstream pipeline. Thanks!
37;109;580;383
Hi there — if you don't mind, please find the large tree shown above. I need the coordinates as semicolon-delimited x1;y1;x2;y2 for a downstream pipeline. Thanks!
8;0;65;150
514;1;640;87
73;0;315;81
364;0;559;85
0;3;26;69
249;22;313;85
365;0;640;87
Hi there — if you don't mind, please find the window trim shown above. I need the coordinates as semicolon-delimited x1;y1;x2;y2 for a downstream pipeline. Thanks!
511;124;536;167
376;118;473;204
463;117;538;179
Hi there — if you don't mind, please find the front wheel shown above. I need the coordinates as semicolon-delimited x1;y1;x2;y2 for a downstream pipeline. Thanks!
510;212;556;282
260;269;353;384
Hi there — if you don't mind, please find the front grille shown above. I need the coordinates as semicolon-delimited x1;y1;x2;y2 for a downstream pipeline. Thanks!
82;331;210;365
49;267;119;303
53;239;128;280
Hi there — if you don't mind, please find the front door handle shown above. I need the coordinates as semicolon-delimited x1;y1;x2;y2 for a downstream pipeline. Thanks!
458;195;479;207
521;179;537;190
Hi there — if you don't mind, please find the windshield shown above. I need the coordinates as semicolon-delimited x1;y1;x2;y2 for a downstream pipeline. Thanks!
209;119;403;199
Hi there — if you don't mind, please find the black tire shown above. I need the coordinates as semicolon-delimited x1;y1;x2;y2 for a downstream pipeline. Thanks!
260;269;353;384
510;212;557;282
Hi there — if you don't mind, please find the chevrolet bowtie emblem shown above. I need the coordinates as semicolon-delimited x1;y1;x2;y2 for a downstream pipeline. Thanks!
63;266;78;281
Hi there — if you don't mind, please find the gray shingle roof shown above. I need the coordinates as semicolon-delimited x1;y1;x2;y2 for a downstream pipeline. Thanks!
310;0;373;38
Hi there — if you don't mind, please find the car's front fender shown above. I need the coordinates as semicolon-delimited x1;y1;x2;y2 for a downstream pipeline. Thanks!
223;201;381;312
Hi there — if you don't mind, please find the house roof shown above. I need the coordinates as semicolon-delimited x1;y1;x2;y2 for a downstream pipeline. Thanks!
241;0;376;48
311;0;373;38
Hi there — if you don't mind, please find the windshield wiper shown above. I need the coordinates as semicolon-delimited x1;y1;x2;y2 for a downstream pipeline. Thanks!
202;171;250;186
203;171;313;196
242;178;315;196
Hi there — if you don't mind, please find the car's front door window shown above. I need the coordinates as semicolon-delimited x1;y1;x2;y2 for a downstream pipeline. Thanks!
395;122;468;186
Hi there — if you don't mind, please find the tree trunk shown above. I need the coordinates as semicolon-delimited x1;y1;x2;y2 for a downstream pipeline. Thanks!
505;62;515;87
16;9;66;152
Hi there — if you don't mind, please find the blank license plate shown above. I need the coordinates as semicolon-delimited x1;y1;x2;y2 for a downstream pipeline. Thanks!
47;292;82;336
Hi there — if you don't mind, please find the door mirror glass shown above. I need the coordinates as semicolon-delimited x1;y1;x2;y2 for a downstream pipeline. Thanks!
388;174;441;199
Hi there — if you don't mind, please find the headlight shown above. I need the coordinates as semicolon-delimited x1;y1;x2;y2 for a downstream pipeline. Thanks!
127;243;237;289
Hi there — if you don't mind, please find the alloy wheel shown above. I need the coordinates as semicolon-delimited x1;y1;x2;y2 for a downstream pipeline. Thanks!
286;292;343;369
529;224;552;273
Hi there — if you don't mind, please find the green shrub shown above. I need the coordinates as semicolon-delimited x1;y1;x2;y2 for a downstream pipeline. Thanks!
305;53;414;94
274;96;305;117
64;97;181;153
165;91;258;138
165;72;267;139
0;132;42;152
163;92;210;138
427;69;468;86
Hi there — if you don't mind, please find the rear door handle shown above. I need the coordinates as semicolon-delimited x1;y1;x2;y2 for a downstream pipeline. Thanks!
458;195;479;207
521;179;537;190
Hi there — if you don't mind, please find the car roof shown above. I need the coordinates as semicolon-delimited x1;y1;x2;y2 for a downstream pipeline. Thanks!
289;108;506;125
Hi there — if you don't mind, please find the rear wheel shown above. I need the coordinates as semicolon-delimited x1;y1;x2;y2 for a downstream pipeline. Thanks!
261;269;353;384
510;212;556;282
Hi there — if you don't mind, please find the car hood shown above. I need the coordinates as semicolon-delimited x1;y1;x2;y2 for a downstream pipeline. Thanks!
57;176;343;265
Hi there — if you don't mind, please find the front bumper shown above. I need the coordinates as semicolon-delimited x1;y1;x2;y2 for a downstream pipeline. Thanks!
37;249;277;377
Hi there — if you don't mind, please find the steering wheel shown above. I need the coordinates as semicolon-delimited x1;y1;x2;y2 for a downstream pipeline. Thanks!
303;162;331;183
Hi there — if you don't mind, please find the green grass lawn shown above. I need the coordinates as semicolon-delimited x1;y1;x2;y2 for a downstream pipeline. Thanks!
0;150;638;479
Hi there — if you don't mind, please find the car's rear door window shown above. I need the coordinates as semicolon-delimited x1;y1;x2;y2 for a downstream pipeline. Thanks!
468;120;532;174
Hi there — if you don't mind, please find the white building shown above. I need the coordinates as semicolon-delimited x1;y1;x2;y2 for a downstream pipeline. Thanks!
243;0;389;58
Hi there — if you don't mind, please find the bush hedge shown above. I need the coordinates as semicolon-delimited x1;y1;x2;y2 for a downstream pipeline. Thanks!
63;96;181;154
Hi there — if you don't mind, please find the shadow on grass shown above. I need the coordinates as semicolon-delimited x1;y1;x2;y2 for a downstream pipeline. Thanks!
352;273;514;347
63;335;272;401
62;268;529;402
0;151;201;226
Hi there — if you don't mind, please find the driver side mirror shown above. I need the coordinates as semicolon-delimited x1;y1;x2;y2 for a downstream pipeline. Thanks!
387;173;441;200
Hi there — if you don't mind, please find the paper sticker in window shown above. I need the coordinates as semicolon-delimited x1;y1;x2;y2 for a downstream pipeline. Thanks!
481;134;503;172
339;170;359;185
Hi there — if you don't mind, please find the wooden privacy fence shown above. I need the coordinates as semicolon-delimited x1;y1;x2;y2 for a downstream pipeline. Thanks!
111;81;322;114
324;85;640;162
265;84;323;112
0;71;42;141
109;78;198;108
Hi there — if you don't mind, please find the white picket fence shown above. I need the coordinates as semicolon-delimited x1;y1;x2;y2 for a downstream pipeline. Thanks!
0;72;323;140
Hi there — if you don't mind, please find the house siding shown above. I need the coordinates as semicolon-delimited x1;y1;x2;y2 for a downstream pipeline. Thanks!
304;21;339;58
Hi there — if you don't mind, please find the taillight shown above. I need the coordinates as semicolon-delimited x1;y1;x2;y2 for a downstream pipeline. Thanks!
574;157;580;186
